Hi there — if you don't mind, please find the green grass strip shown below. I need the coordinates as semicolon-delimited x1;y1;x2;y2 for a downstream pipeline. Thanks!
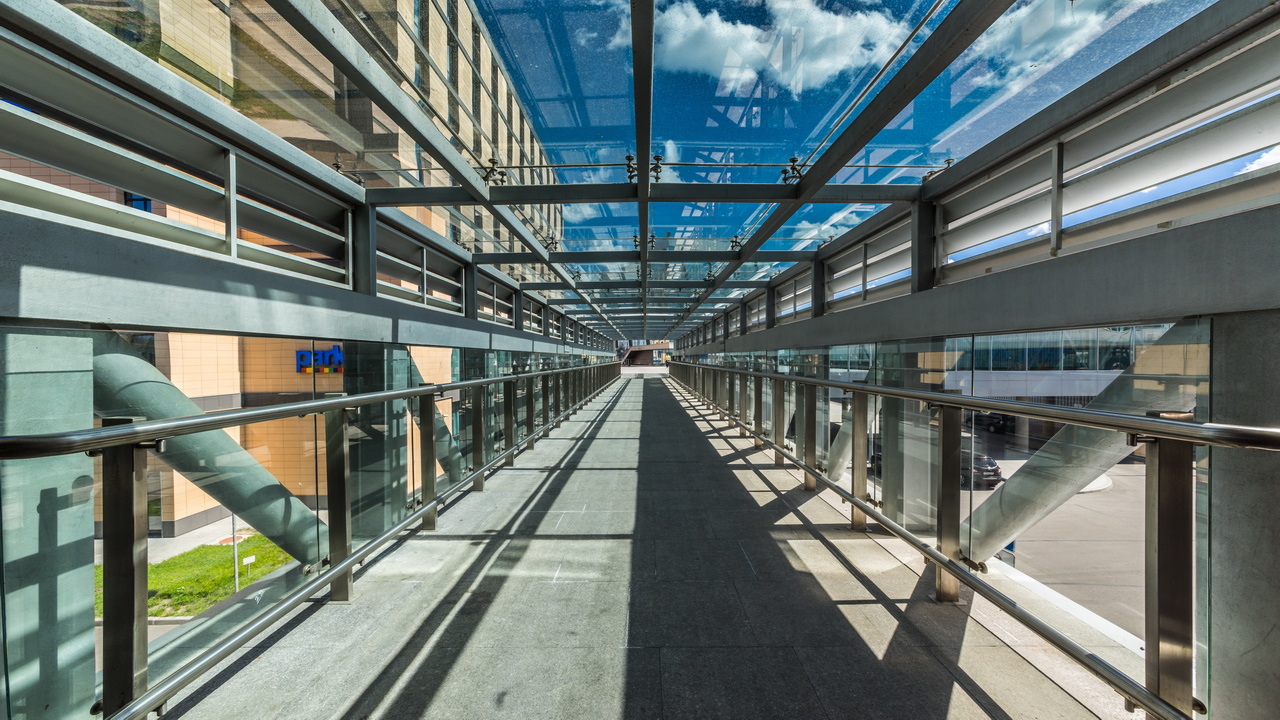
95;534;294;617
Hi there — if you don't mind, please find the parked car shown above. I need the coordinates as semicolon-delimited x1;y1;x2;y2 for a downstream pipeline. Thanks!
866;443;1003;490
961;450;1003;490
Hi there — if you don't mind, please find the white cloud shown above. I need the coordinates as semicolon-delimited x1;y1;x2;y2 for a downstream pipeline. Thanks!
574;28;599;47
1238;146;1280;175
562;204;601;223
609;0;909;94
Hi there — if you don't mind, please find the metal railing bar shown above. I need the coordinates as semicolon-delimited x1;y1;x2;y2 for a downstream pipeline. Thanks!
108;369;620;720
0;364;619;460
666;375;1190;720
669;361;1280;451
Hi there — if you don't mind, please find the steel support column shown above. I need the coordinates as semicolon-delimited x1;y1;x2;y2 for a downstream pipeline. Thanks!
850;392;869;532
351;204;377;295
502;380;516;467
801;382;817;491
325;408;353;602
910;201;937;294
935;405;962;602
419;392;437;531
100;417;148;717
1142;433;1195;715
772;378;786;466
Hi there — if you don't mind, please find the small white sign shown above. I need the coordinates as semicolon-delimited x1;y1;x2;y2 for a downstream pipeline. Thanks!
242;555;256;565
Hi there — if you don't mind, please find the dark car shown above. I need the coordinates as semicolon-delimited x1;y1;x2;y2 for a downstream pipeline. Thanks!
961;450;1003;490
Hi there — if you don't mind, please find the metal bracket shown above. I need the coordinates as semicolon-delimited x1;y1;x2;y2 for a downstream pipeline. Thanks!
781;157;803;184
625;154;638;182
650;154;663;182
480;158;508;186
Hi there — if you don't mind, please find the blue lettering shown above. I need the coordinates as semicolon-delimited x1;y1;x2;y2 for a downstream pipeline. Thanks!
296;351;314;373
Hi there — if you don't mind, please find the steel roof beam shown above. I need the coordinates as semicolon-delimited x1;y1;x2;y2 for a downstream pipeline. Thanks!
365;182;919;207
474;250;814;264
524;280;768;290
632;1;656;338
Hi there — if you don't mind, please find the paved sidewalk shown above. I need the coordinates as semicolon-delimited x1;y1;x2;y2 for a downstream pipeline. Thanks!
165;376;1102;720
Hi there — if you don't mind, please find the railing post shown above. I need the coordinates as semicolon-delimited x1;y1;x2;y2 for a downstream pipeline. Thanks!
325;408;354;602
554;372;563;427
753;376;764;448
419;393;437;531
1141;431;1195;715
738;372;749;437
541;373;551;431
471;386;486;490
726;370;737;419
719;370;728;419
525;377;537;450
100;417;148;717
503;380;516;467
801;382;817;491
935;405;961;603
850;392;869;532
772;378;786;466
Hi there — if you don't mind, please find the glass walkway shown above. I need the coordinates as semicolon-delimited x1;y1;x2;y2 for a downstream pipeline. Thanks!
160;373;1099;719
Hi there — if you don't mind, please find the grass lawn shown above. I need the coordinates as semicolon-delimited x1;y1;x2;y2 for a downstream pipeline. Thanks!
95;534;294;617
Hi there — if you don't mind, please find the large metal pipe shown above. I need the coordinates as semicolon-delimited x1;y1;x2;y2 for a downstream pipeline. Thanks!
962;321;1204;561
92;333;326;564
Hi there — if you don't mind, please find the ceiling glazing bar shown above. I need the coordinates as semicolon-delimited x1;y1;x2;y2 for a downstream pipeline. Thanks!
632;0;656;339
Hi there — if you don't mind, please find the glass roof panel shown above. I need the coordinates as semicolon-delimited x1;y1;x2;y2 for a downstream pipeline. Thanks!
471;0;636;166
861;0;1216;171
647;0;961;185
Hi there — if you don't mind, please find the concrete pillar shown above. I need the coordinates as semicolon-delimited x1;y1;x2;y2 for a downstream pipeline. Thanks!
1208;309;1280;715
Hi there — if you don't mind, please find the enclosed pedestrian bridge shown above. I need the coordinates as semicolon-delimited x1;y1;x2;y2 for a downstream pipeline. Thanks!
4;0;1280;718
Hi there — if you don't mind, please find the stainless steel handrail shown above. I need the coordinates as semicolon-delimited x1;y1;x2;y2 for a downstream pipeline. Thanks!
108;370;620;720
670;360;1280;451
0;364;617;460
666;373;1192;720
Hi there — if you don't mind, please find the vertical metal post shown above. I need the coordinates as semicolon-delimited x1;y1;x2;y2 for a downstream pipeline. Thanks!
1143;434;1195;715
738;372;749;436
224;150;238;258
325;408;353;602
525;376;537;450
462;262;479;320
541;372;551;431
503;380;516;467
471;385;486;490
554;372;563;427
726;370;736;419
910;201;937;293
810;259;826;318
351;204;378;295
861;244;869;301
850;392;869;532
101;418;148;717
419;393;437;531
753;376;764;448
772;378;786;466
935;405;961;602
1050;142;1065;255
801;382;817;491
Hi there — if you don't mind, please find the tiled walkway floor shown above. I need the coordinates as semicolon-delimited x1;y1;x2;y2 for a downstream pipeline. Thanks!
168;377;1099;719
